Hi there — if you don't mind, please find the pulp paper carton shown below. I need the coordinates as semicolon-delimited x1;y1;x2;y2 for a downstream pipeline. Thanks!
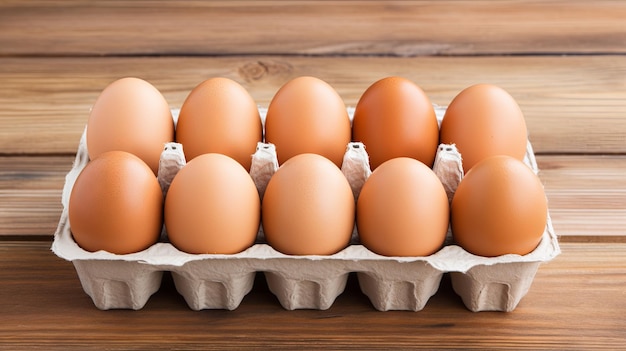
52;106;560;312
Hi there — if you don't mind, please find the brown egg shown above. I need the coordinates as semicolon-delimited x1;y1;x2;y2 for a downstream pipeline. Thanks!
352;76;439;170
451;155;548;257
68;151;163;254
176;77;262;171
440;84;528;173
356;157;449;257
87;77;174;175
262;153;355;255
165;153;260;254
264;76;351;168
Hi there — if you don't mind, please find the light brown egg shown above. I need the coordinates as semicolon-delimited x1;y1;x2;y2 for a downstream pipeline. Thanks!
352;76;439;170
451;155;548;257
356;157;449;257
176;77;262;171
439;84;528;173
262;153;355;255
87;77;174;175
165;153;260;255
68;151;163;254
264;76;351;168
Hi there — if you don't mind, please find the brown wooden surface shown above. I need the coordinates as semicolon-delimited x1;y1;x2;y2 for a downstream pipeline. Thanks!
2;56;626;155
1;241;625;350
1;1;625;349
1;1;625;56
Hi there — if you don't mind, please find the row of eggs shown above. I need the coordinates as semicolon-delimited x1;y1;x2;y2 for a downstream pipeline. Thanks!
69;76;546;259
87;75;529;175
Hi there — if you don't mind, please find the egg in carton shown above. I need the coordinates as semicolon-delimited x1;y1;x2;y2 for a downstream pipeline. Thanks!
52;106;560;312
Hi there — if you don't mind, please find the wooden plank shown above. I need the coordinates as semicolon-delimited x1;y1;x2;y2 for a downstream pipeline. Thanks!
2;55;625;155
1;1;625;56
538;155;626;242
0;156;69;236
0;241;624;349
1;155;624;241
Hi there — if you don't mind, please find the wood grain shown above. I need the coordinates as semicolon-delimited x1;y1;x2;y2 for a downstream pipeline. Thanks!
0;156;68;236
538;155;626;241
2;55;626;155
1;1;625;57
0;241;624;350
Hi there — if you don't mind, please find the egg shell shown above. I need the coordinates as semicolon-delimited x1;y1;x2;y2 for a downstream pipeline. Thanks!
357;157;449;257
68;150;163;255
87;77;174;175
439;84;528;173
164;153;260;255
262;153;355;255
451;155;548;257
352;76;439;170
175;77;262;171
264;76;351;168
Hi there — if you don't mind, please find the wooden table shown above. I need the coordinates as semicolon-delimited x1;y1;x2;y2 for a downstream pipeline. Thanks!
1;1;625;349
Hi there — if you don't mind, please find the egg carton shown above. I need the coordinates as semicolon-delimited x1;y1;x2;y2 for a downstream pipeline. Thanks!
51;106;560;312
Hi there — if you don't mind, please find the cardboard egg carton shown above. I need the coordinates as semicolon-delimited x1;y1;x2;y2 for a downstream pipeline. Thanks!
52;106;560;312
